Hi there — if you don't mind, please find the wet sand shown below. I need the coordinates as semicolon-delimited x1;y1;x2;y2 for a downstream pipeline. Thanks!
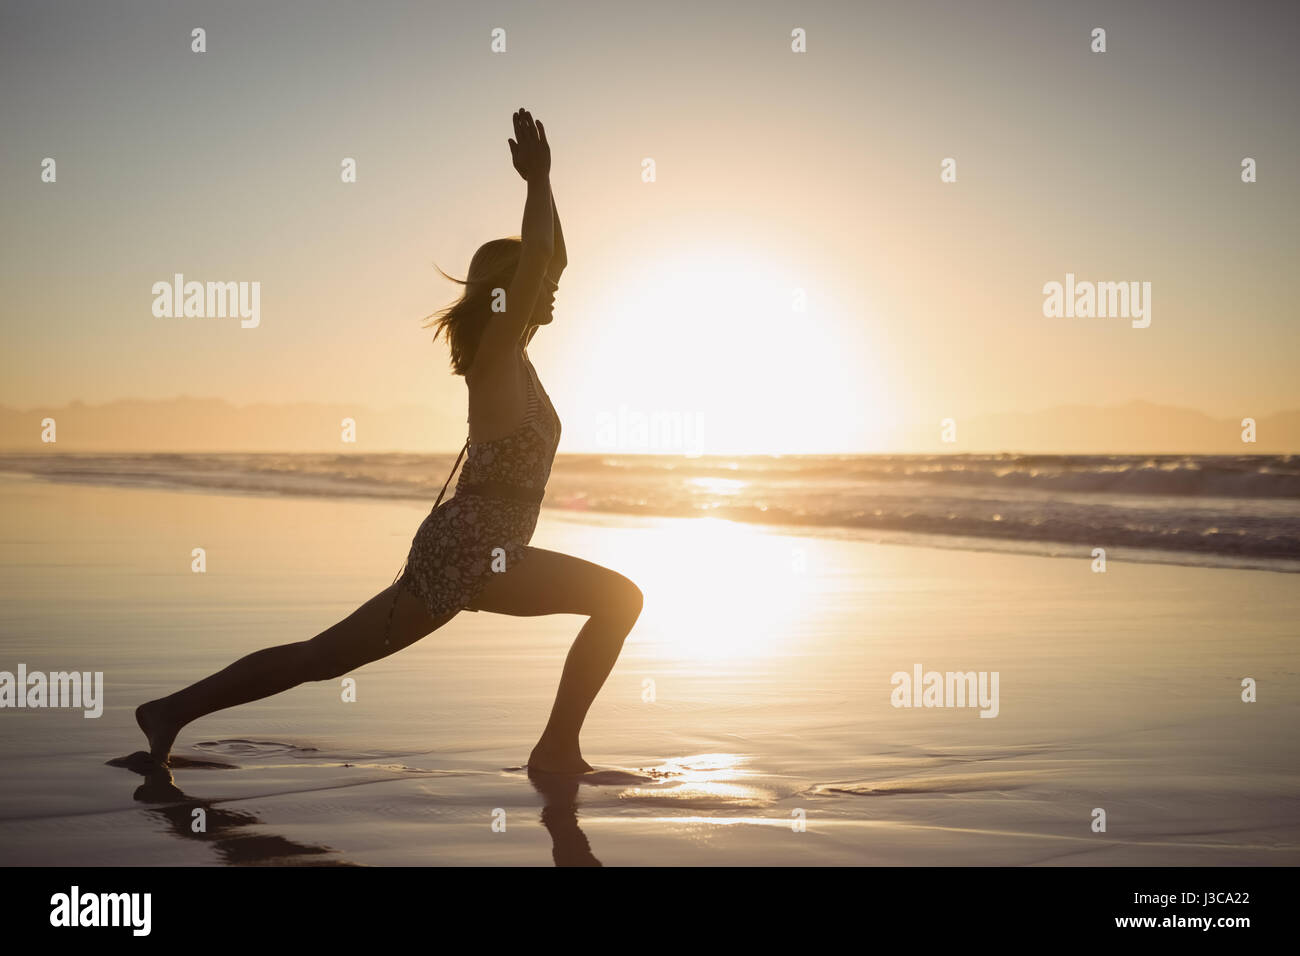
1;475;1296;865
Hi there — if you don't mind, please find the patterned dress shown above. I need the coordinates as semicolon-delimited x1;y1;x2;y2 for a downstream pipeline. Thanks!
388;353;561;640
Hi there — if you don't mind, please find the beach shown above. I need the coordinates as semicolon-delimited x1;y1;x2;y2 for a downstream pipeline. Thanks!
1;473;1297;866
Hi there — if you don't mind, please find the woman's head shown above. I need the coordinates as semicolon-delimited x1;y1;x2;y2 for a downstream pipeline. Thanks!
426;237;554;374
426;238;520;375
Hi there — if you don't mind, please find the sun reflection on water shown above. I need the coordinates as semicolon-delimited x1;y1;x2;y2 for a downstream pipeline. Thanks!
621;518;814;661
686;476;746;495
621;752;768;806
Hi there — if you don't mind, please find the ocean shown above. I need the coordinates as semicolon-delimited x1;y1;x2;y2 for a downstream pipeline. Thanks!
3;452;1297;571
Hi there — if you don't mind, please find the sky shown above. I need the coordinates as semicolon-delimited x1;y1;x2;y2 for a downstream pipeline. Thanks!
1;0;1297;453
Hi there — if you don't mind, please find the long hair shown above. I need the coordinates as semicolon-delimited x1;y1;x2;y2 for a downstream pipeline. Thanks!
425;237;522;375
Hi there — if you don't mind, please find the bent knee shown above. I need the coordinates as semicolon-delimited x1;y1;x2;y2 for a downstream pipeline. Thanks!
624;578;644;620
599;574;642;626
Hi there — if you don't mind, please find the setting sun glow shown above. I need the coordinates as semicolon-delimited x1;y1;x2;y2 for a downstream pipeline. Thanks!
558;245;900;455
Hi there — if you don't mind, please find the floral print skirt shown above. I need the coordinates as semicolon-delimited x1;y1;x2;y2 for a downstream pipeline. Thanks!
396;491;542;624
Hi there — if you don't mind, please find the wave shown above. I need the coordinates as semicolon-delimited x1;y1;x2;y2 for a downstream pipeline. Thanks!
3;452;1298;568
568;453;1300;499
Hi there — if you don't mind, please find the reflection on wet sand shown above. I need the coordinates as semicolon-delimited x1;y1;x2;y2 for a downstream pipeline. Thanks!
119;761;357;866
108;752;774;866
528;769;601;867
523;755;757;866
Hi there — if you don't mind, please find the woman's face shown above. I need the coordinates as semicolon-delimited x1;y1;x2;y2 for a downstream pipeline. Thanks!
531;285;556;326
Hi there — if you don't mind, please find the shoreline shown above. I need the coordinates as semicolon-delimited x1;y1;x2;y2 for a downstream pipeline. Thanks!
2;468;1296;575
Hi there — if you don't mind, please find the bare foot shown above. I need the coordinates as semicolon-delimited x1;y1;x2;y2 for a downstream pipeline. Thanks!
135;699;180;765
527;742;594;775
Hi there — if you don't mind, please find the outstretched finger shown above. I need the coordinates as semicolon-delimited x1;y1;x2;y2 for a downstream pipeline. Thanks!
536;120;548;145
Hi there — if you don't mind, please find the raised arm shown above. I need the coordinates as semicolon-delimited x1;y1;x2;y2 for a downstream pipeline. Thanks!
478;109;554;363
546;185;567;283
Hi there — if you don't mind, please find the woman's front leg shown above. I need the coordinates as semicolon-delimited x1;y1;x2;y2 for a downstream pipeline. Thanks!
468;547;643;773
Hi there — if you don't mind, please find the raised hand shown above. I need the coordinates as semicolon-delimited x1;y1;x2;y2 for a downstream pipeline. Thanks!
508;108;551;182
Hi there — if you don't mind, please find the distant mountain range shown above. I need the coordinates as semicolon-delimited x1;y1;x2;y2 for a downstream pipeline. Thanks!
0;397;1295;454
0;397;463;453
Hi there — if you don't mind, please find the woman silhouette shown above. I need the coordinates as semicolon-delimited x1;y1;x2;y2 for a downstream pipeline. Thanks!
134;109;642;775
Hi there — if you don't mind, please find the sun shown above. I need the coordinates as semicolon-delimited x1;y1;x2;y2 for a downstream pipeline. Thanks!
564;243;899;455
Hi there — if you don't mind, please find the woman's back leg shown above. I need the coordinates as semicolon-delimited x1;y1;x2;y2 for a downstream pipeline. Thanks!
137;582;443;764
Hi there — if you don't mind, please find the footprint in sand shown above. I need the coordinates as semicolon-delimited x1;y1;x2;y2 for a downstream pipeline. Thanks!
504;764;683;785
193;739;318;758
108;738;317;772
107;751;238;772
